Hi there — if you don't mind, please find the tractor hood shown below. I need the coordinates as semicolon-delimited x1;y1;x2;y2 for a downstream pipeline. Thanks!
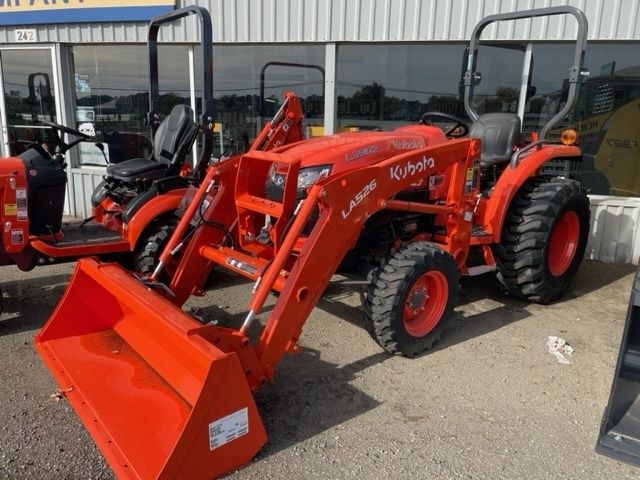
273;124;448;174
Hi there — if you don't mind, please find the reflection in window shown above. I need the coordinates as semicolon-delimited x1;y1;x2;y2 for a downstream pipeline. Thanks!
472;44;524;116
1;49;57;156
524;44;575;134
194;45;324;157
71;45;191;166
337;44;467;131
336;43;527;132
574;43;640;196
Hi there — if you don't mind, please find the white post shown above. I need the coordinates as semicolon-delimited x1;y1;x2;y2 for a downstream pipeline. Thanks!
54;44;79;217
0;53;9;157
323;42;338;135
517;43;533;130
189;45;198;167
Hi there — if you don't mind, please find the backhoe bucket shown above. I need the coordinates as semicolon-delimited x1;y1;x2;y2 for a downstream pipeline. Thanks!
35;258;267;479
597;264;640;466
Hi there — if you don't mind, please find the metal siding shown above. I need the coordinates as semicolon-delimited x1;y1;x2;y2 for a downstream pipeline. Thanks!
0;0;639;43
70;169;105;219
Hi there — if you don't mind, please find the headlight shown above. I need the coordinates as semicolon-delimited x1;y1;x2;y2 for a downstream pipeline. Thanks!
297;165;331;190
267;163;286;188
266;164;332;201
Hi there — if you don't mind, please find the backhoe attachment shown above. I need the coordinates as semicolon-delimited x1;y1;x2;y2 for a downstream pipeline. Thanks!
597;264;640;466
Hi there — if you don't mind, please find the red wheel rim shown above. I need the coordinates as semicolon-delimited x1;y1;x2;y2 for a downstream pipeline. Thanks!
547;210;580;276
403;270;448;337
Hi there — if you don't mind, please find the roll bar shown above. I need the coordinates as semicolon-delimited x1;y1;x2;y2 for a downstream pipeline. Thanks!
147;6;215;179
463;6;588;141
259;61;325;117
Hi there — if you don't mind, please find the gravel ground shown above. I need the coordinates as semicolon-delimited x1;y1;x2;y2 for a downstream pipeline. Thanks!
1;259;639;479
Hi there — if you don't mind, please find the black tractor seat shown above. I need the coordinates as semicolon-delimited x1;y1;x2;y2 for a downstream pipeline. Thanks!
469;112;521;167
107;104;198;183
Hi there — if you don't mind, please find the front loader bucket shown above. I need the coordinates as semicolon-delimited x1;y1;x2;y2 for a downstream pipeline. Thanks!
35;258;267;479
597;264;640;466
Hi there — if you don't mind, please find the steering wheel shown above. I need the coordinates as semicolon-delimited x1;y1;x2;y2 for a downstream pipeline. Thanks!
41;119;94;140
419;112;470;138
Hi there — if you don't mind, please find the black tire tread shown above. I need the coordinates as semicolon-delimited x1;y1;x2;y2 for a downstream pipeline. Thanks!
493;177;590;304
364;242;458;357
133;219;178;277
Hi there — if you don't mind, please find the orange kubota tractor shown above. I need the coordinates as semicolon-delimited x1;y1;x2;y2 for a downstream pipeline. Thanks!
0;6;304;317
36;6;590;479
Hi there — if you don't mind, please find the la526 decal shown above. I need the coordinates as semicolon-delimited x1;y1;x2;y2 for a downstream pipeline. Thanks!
341;179;377;219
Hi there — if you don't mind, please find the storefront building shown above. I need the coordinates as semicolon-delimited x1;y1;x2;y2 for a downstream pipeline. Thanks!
0;0;639;261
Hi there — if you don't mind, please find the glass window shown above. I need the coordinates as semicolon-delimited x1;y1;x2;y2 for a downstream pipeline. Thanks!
336;43;524;131
472;44;525;115
525;43;640;196
576;43;640;196
1;49;57;156
337;44;466;130
71;44;191;166
195;44;324;157
524;43;575;134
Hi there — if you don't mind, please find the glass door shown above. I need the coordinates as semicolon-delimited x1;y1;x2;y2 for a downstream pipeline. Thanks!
0;47;60;157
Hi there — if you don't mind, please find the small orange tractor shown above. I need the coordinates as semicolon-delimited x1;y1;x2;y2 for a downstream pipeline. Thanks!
36;6;590;479
0;6;303;317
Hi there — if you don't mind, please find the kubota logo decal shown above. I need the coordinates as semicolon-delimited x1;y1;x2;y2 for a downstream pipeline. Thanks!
391;139;425;150
341;179;377;219
389;156;435;181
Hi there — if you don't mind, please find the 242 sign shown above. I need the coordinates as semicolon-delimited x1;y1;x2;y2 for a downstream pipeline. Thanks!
15;29;38;43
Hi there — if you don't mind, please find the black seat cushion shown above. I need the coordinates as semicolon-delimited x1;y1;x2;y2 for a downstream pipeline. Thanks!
105;104;196;183
106;157;167;182
469;113;521;167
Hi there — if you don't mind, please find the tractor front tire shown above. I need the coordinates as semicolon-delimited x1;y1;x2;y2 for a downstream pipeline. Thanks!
493;177;590;304
133;218;179;279
365;242;458;357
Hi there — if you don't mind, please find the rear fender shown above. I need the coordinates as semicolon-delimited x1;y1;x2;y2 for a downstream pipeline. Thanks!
482;145;581;242
123;188;188;249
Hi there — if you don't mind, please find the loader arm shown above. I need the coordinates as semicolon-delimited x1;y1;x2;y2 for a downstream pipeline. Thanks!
250;91;305;151
160;138;477;378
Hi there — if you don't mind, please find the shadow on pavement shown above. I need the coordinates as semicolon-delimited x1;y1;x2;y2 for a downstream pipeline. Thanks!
254;348;387;460
566;260;635;298
315;260;636;356
0;273;70;336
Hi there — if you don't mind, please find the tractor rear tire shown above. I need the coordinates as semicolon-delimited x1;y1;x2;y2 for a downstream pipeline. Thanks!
364;242;459;357
133;218;179;279
493;177;590;304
